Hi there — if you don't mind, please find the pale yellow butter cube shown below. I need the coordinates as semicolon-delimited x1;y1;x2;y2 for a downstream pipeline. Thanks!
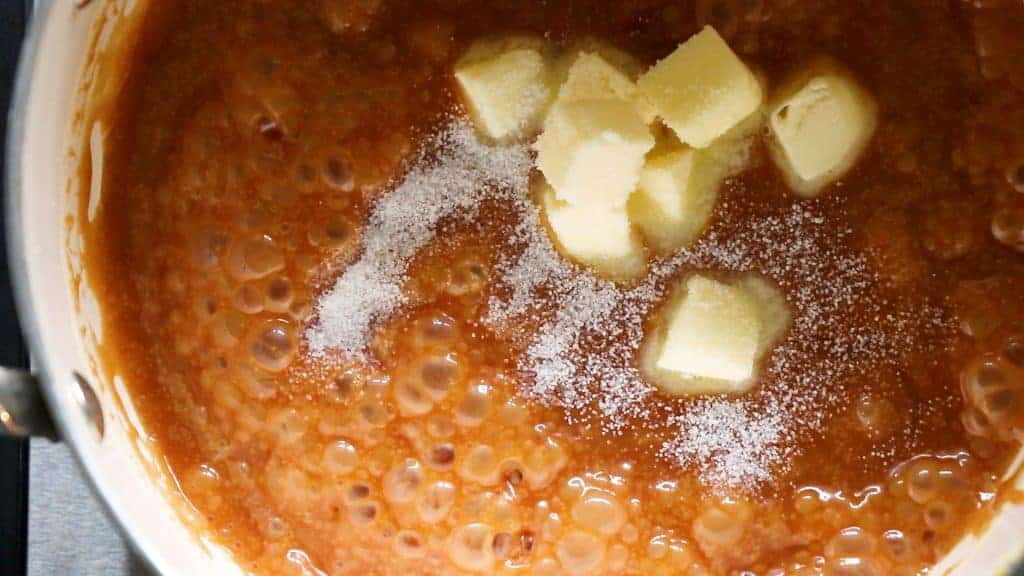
736;274;791;353
454;40;554;140
703;107;765;173
539;184;645;279
767;60;878;197
554;51;656;123
629;112;764;253
641;273;789;396
535;98;655;208
637;26;763;149
557;52;636;105
657;275;761;384
560;37;646;79
629;147;717;253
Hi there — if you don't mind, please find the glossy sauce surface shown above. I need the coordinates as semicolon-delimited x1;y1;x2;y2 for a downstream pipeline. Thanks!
85;0;1024;574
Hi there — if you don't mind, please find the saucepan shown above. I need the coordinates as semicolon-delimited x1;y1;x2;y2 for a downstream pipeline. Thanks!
2;1;1023;574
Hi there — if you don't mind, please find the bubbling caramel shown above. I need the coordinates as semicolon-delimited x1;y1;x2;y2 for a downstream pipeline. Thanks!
86;0;1024;574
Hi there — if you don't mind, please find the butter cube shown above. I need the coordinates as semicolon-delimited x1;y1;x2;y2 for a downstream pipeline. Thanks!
657;275;761;384
629;147;717;253
703;107;765;174
539;184;645;279
454;38;555;140
642;273;789;396
561;37;646;79
736;274;790;353
629;112;763;252
554;49;656;123
535;98;655;208
767;60;878;197
637;26;763;149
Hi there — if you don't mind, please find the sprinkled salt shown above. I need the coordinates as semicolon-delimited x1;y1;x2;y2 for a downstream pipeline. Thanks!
487;187;949;487
660;401;785;487
306;121;532;355
306;119;952;490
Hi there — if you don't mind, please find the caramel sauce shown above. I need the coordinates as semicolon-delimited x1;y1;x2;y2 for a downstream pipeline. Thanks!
83;0;1024;573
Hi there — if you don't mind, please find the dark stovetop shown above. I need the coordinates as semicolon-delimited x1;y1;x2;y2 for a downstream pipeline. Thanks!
1;2;32;574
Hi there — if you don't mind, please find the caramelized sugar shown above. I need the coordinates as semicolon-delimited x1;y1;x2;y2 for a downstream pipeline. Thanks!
84;0;1024;574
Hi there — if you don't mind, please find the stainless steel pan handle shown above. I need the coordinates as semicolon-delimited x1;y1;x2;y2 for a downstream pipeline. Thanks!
0;368;56;439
